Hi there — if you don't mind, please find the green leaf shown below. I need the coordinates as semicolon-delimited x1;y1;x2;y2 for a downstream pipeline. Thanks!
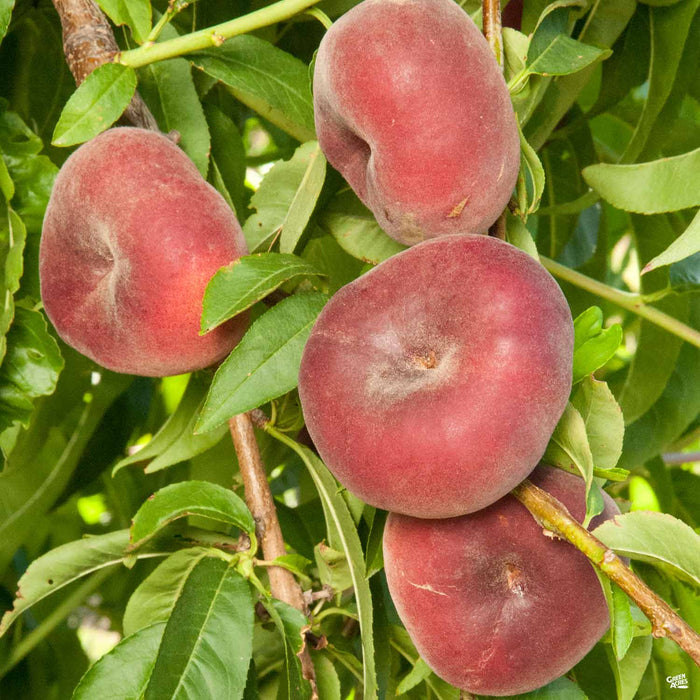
509;676;588;699
572;306;624;384
573;325;622;384
622;0;700;161
514;4;611;91
529;35;610;77
618;215;688;425
113;374;226;475
192;36;315;143
2;149;58;233
543;402;604;524
268;554;313;586
620;297;700;468
315;542;352;592
597;575;635;660
242;141;325;252
516;125;545;217
571;376;624;470
313;653;341;700
396;658;432;695
280;144;326;254
364;508;387;579
525;0;637;151
0;306;63;432
643;208;700;273
0;208;27;362
144;558;254;700
259;597;313;700
0;360;132;572
506;214;539;260
574;306;604;347
130;481;254;547
0;0;14;47
301;233;365;294
138;22;210;176
52;63;137;147
605;634;653;700
318;189;406;264
583;146;700;214
0;529;178;637
73;623;165;700
196;292;327;432
123;547;214;637
94;0;151;44
204;103;247;219
275;438;377;698
594;511;700;585
0;151;13;201
202;253;325;333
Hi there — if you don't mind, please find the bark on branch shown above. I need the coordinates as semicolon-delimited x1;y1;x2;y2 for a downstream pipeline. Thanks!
52;0;158;130
483;0;507;240
228;414;318;696
512;479;700;664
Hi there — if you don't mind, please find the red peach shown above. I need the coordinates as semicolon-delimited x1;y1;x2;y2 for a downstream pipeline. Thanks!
40;127;248;376
383;465;619;696
298;234;573;518
313;0;521;245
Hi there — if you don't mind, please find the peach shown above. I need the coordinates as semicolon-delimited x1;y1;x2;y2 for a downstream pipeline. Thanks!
40;127;248;377
313;0;521;246
383;465;619;696
298;235;573;519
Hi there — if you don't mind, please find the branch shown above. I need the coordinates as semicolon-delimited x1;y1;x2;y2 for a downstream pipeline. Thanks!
116;0;322;69
511;479;700;664
482;0;503;68
52;0;158;130
482;0;507;241
541;256;700;349
228;414;318;697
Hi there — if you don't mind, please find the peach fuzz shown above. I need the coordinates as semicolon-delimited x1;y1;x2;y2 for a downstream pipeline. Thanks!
298;234;573;519
313;0;521;245
40;127;249;377
383;465;619;696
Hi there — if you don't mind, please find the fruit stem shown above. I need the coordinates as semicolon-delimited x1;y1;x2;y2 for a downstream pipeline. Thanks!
541;256;700;349
228;413;318;697
482;0;508;240
512;479;700;664
482;0;503;68
116;0;322;69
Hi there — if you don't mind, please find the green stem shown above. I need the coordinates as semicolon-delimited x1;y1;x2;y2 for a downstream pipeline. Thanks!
0;568;112;678
146;8;177;44
117;0;322;69
541;256;700;349
304;7;333;30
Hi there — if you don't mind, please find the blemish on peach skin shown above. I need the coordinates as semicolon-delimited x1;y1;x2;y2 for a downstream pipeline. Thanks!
448;198;468;218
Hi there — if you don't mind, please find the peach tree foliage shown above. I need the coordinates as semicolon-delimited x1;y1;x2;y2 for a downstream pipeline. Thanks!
0;0;699;698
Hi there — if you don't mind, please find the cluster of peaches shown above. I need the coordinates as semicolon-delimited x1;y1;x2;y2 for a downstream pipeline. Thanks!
39;0;617;695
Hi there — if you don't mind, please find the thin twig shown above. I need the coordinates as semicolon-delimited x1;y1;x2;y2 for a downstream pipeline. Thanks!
52;0;158;130
511;479;700;664
541;256;700;349
228;414;318;696
115;0;322;69
663;451;700;465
